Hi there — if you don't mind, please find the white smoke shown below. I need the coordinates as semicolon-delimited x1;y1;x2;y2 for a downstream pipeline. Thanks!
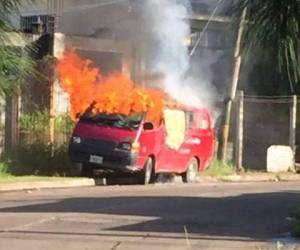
58;0;220;111
143;0;214;108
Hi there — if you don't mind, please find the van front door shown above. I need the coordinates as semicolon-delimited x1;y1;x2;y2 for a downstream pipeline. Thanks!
156;109;186;173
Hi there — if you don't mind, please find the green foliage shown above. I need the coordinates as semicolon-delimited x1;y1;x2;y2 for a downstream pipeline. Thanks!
20;109;49;132
0;0;36;96
0;160;12;178
0;46;36;95
199;159;235;178
54;113;74;134
0;162;8;174
4;142;76;176
237;0;300;92
0;0;33;17
11;110;75;176
19;110;74;143
4;109;75;177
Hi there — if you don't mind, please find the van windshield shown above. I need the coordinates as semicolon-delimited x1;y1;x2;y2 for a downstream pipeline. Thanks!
79;112;144;130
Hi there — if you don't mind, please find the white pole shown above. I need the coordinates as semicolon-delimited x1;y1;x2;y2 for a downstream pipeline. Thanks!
290;95;297;171
235;90;244;172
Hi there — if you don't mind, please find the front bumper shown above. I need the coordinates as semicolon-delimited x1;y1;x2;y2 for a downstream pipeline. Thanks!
69;139;139;173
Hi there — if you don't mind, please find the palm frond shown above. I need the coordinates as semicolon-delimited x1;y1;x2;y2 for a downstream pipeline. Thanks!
0;0;37;96
0;0;34;19
236;0;300;92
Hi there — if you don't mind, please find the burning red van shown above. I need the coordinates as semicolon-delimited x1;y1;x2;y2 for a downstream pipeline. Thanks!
69;106;214;184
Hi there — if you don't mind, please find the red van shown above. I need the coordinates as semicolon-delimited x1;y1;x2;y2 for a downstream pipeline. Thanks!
69;107;214;184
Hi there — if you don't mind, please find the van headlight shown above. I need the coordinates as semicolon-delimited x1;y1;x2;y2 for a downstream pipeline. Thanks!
118;142;132;151
115;142;140;152
72;136;81;144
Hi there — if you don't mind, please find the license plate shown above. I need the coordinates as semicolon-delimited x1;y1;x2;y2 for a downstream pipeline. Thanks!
89;155;103;164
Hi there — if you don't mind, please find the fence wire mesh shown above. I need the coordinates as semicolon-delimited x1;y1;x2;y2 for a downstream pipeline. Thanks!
19;82;73;147
241;96;291;170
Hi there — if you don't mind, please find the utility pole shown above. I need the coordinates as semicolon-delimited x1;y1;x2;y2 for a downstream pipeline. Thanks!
218;8;247;163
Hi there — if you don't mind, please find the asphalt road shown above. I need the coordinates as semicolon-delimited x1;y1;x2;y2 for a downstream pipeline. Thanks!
1;181;300;249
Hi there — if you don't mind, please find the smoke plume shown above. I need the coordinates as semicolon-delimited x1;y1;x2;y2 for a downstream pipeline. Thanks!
142;0;219;110
58;0;223;114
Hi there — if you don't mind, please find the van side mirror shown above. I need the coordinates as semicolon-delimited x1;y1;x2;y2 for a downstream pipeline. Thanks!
143;122;154;130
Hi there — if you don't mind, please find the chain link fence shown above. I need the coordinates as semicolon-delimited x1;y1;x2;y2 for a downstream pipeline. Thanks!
19;76;73;147
242;96;291;170
214;94;296;171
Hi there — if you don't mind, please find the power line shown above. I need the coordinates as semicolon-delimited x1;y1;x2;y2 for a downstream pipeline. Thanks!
63;0;129;12
189;0;225;57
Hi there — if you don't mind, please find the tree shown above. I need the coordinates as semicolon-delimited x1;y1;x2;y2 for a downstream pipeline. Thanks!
219;1;300;162
0;0;35;96
237;0;300;94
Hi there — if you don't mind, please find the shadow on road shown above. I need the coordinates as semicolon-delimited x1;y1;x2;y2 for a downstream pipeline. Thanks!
93;173;177;185
1;191;300;240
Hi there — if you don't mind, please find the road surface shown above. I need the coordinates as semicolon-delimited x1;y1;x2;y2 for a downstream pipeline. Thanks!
1;181;300;249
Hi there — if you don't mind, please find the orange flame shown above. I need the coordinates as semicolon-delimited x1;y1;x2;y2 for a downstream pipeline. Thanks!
56;49;166;125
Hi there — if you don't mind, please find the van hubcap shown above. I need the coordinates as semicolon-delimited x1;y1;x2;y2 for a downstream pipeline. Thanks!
144;158;153;184
187;160;198;182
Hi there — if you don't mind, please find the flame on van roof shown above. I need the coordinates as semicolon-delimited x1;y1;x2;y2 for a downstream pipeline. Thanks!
56;49;169;125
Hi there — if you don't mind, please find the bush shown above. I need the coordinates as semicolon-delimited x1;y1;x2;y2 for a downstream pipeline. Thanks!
0;109;76;177
0;161;9;177
3;142;76;177
20;110;74;144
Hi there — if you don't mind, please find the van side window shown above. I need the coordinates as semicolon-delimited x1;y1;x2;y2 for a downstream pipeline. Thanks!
195;115;209;130
186;112;194;129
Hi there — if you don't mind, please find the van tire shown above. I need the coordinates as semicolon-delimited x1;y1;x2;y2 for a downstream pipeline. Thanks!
81;164;94;178
141;157;155;185
182;158;198;183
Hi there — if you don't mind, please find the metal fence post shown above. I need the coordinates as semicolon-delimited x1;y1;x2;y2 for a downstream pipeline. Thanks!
49;79;55;156
235;90;244;172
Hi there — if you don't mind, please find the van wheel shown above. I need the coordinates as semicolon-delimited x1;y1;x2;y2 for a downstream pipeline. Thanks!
182;158;198;183
81;164;94;178
141;158;155;185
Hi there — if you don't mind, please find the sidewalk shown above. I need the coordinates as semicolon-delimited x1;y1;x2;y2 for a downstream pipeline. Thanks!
0;172;300;192
0;178;97;192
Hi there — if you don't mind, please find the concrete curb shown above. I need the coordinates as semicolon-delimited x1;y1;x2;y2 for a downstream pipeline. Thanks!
220;174;278;182
220;173;300;182
1;173;300;192
0;178;98;192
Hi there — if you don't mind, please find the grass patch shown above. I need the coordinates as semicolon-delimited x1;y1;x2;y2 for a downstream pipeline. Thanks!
0;172;11;179
199;159;235;178
0;175;80;183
